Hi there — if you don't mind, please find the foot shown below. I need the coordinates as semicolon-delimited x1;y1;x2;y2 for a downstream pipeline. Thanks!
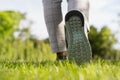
56;51;67;60
65;10;92;64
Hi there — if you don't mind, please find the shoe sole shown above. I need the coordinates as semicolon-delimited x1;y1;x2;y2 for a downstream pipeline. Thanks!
65;10;92;64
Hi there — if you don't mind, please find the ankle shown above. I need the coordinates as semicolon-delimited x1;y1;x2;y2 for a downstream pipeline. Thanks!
56;51;67;60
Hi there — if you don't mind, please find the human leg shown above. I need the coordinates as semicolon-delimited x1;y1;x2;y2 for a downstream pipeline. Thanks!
42;0;67;59
67;0;90;32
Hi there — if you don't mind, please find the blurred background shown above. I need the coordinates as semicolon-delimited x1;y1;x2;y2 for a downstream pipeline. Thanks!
0;0;120;61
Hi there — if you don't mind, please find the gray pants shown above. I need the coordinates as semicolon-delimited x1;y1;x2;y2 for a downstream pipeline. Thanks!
42;0;90;53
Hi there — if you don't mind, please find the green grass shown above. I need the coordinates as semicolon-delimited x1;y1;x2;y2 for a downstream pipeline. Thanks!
0;60;120;80
0;40;120;80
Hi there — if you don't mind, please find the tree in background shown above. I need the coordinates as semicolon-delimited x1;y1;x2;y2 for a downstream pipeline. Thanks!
0;11;25;40
88;25;117;59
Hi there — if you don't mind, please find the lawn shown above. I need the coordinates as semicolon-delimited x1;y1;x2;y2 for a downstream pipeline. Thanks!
0;41;120;80
0;60;120;80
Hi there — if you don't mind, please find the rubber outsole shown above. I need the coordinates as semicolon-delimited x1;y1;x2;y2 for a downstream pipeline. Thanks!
65;10;92;64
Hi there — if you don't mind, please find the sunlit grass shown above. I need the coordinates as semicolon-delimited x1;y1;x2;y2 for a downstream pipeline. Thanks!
0;60;120;80
0;40;120;80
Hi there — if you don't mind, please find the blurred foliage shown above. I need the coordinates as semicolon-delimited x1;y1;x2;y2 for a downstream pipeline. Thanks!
0;38;56;61
0;10;120;61
88;25;120;60
0;11;25;40
0;10;56;61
